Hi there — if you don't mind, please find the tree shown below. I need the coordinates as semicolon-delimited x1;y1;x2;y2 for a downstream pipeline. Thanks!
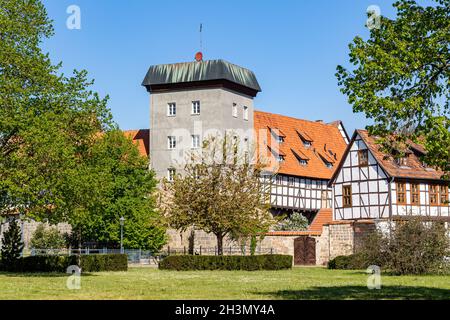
159;135;274;255
30;224;66;249
336;0;450;172
273;212;309;231
0;219;24;264
359;216;449;274
68;130;166;251
0;0;113;221
0;0;165;251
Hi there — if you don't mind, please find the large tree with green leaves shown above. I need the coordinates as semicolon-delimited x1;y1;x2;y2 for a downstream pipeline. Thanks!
159;135;274;255
336;0;449;172
0;0;113;220
68;130;166;250
0;0;165;250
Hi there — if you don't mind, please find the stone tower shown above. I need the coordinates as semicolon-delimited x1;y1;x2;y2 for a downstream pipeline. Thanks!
142;58;261;180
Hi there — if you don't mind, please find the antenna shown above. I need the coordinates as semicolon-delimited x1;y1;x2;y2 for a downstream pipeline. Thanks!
195;23;203;61
199;23;203;52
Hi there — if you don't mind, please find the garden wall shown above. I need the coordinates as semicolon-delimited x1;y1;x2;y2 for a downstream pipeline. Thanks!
0;220;71;249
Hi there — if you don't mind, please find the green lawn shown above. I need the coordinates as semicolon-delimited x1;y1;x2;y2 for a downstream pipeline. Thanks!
0;267;449;300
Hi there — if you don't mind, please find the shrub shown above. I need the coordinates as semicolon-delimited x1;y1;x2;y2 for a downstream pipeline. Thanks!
380;218;449;274
0;254;127;273
328;217;450;275
0;255;77;273
80;254;128;272
0;219;24;266
30;224;67;249
274;212;308;231
327;253;366;270
159;255;292;271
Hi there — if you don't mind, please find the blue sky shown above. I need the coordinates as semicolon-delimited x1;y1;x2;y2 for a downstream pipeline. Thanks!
41;0;408;133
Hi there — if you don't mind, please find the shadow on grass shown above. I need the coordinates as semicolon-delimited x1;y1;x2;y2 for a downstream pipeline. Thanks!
258;286;450;300
0;272;98;278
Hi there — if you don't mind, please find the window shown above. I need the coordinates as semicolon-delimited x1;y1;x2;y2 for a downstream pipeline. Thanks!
343;185;352;208
395;157;408;166
192;101;200;115
325;162;333;168
303;141;312;148
411;183;420;205
167;103;176;116
277;135;285;143
276;175;283;184
243;106;248;121
167;136;176;149
167;168;176;182
440;185;448;206
299;159;308;166
288;177;295;186
191;135;200;149
430;185;439;206
358;150;369;167
277;155;285;162
396;182;406;204
232;103;237;118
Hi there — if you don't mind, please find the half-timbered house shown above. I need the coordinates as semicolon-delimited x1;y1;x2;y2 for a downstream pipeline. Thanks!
254;111;349;220
331;129;450;221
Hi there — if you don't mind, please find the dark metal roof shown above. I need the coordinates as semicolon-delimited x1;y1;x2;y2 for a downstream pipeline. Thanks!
141;59;261;93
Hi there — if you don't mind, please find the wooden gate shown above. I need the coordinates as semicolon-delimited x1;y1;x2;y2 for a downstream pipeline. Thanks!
294;236;316;265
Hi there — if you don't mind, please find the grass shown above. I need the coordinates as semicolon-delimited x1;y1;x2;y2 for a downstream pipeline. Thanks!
0;266;449;300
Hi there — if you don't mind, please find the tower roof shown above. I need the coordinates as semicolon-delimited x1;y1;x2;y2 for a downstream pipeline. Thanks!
142;59;261;95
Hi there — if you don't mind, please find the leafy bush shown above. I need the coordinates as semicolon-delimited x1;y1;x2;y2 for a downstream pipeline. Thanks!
375;218;449;275
0;254;127;273
274;212;308;231
327;253;366;270
79;254;128;272
328;217;449;275
159;255;292;271
30;224;67;249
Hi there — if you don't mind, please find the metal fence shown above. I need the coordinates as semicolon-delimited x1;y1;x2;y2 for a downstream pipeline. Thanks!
30;246;276;265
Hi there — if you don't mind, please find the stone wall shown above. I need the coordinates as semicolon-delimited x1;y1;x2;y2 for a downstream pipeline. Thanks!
165;228;289;255
317;220;376;265
0;220;71;249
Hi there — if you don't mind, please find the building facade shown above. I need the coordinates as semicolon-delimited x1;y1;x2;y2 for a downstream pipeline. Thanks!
331;129;450;221
141;59;260;180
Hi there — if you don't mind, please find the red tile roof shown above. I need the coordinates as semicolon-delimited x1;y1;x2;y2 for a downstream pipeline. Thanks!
254;111;348;179
307;208;333;233
123;129;150;158
357;129;445;181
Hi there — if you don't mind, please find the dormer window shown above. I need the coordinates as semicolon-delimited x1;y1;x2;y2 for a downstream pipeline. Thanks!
299;159;308;166
292;149;309;167
278;155;285;162
318;152;334;169
395;156;408;167
270;127;286;144
296;130;313;148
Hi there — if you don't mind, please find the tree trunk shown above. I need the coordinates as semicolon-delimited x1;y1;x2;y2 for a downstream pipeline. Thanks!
216;234;223;256
188;229;195;255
